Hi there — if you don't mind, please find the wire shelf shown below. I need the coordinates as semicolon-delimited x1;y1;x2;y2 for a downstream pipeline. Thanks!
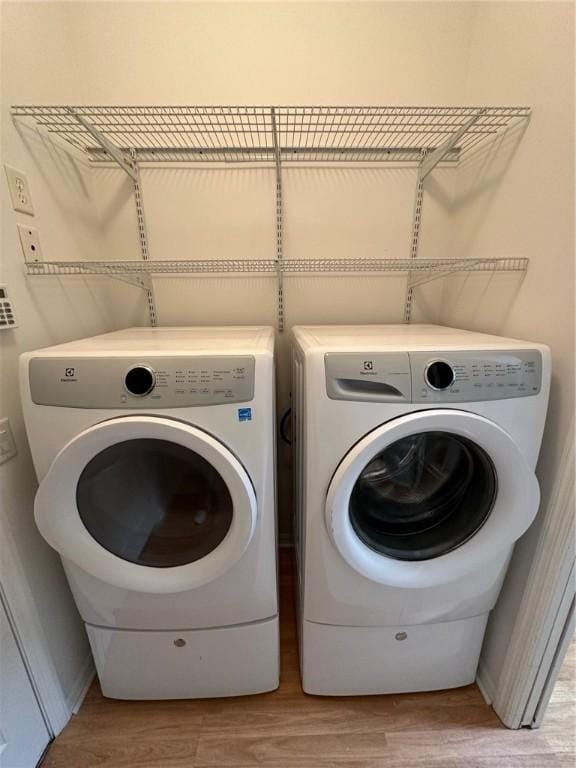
13;104;531;328
25;259;278;276
11;105;530;164
25;257;528;280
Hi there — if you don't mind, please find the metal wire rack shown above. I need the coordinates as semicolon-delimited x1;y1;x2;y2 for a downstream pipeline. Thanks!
26;257;528;282
12;105;531;328
11;105;530;164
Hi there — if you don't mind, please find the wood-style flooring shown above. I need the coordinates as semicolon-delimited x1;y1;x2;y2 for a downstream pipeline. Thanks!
43;550;575;768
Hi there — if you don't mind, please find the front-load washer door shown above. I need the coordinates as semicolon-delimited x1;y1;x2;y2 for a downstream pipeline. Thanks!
326;409;540;588
35;416;257;593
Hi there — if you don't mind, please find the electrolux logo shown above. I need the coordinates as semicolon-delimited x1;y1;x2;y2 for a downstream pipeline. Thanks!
360;360;377;377
60;366;78;383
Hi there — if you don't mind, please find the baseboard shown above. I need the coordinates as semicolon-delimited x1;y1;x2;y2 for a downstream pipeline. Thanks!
476;658;496;705
66;654;96;715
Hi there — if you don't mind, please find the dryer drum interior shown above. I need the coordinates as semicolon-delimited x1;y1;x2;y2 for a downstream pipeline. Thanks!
76;438;234;568
349;431;497;561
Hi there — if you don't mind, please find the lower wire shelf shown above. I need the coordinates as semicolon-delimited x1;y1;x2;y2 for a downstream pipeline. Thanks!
25;256;528;281
25;256;528;329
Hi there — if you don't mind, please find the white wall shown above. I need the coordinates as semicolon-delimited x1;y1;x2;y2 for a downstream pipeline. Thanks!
1;0;573;721
441;1;575;697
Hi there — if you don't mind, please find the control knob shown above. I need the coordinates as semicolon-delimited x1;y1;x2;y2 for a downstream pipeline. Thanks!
125;365;156;396
425;360;455;391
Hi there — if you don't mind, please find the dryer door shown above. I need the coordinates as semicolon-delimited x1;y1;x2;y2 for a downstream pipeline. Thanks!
326;409;540;588
35;416;257;593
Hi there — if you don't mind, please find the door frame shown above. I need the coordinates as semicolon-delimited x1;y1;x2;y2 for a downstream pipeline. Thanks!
488;422;575;728
0;531;69;736
531;590;574;728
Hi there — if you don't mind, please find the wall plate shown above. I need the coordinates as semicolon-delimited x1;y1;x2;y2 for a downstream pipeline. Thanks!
17;224;43;263
4;166;34;215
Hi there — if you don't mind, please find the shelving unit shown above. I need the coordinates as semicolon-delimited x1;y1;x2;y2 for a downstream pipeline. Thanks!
11;105;531;329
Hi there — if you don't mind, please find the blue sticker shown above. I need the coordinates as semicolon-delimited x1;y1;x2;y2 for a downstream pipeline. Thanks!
238;408;252;422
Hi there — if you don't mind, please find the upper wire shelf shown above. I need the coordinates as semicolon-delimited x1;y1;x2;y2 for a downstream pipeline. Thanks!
11;105;531;164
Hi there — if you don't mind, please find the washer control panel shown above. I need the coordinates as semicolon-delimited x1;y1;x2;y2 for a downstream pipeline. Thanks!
411;350;542;402
325;349;542;403
29;356;255;408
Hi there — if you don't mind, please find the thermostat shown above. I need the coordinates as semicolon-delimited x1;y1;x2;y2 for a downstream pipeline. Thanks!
0;285;17;329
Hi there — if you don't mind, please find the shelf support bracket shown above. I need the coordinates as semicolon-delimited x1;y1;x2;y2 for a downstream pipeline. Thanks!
129;150;157;326
271;107;284;333
25;261;150;290
138;271;157;324
418;108;486;181
403;150;427;323
54;112;157;325
66;108;138;181
407;259;484;289
102;269;152;291
404;110;486;322
407;257;529;289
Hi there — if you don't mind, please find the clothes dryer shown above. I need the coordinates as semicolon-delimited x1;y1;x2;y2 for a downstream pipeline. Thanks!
21;327;278;699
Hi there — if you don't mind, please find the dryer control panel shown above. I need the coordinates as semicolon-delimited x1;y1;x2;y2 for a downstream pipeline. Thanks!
325;349;542;403
29;356;255;408
410;350;542;403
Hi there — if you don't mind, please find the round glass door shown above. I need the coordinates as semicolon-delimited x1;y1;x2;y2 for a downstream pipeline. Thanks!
349;431;496;561
326;410;540;588
77;439;234;567
35;416;257;592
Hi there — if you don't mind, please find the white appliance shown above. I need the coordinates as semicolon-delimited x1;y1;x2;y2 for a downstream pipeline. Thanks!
292;324;550;696
20;327;278;699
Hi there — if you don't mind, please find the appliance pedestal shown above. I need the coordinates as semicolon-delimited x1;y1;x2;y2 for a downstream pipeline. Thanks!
301;614;488;696
87;616;279;699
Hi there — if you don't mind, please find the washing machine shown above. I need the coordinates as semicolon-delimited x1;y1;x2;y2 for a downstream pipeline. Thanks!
291;324;550;696
20;326;278;699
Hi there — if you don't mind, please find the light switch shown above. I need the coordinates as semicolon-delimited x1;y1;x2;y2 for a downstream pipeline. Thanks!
0;418;17;464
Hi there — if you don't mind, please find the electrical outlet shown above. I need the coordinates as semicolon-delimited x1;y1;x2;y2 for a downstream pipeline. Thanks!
4;166;34;215
17;224;43;263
